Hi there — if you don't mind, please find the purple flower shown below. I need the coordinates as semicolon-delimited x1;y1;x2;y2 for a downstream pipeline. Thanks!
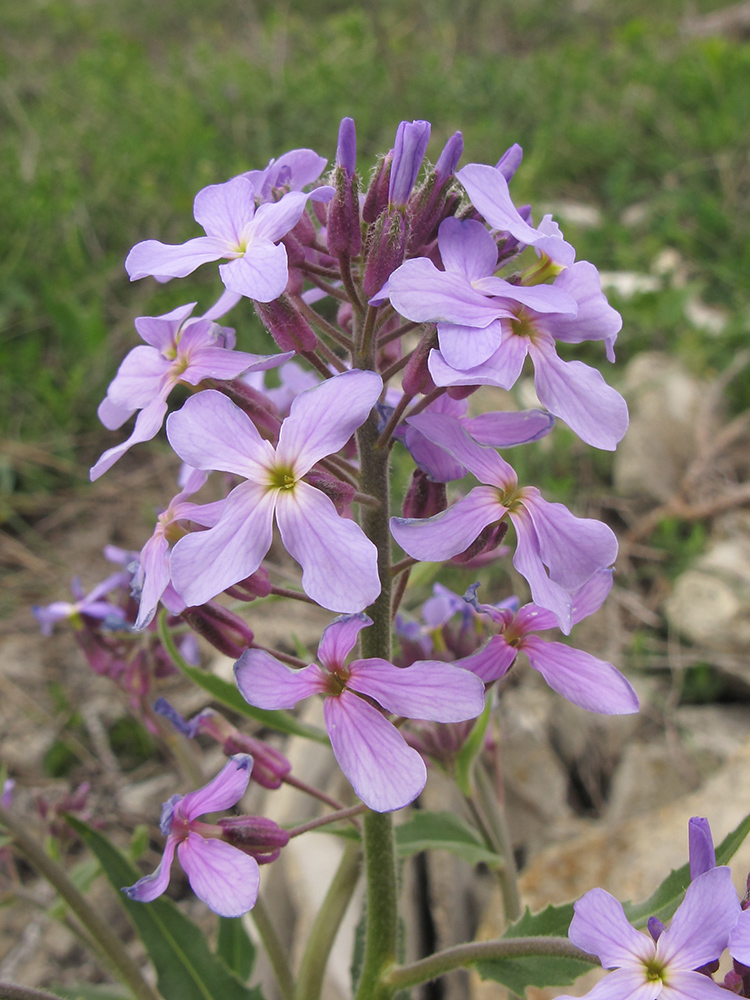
242;148;328;202
389;120;431;207
125;177;325;301
33;573;129;636
166;369;382;612
390;414;617;633
558;868;740;1000
91;301;292;480
234;614;486;812
689;817;717;881
455;574;639;714
123;755;259;917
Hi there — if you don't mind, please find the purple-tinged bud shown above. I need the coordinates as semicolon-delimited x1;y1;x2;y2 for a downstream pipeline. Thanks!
688;816;716;881
496;143;523;182
335;117;357;176
434;131;464;182
404;719;476;765
225;567;272;602
363;210;406;300
451;521;508;564
153;697;200;738
647;916;666;943
401;328;437;396
446;384;479;401
222;731;291;789
290;209;318;249
218;379;282;442
254;295;318;354
389;120;431;208
337;301;353;334
407;133;463;253
280;231;307;268
327;123;362;258
722;970;743;994
304;469;356;514
362;153;392;224
218;815;290;863
403;470;447;519
181;602;254;658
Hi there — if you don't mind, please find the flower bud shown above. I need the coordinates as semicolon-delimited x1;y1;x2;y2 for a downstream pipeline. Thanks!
304;469;356;514
225;567;272;602
328;117;362;258
402;470;447;519
451;521;508;564
218;815;290;863
407;131;463;251
220;379;282;441
688;816;716;881
389;120;431;208
181;602;254;658
254;294;318;354
496;143;523;181
401;328;437;396
362;153;392;223
363;210;406;300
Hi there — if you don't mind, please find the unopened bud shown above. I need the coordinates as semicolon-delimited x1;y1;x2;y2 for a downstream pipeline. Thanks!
225;567;272;602
327;166;362;257
389;120;431;208
446;384;479;401
363;210;406;300
451;521;508;564
304;469;356;513
218;815;290;863
181;602;254;658
362;153;392;223
496;143;523;181
403;470;447;519
254;295;317;354
223;731;291;789
401;328;437;396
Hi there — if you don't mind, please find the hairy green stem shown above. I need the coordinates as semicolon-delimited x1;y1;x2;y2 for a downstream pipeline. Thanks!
294;843;363;1000
0;804;160;1000
251;895;295;1000
382;937;598;990
0;985;76;1000
475;762;522;923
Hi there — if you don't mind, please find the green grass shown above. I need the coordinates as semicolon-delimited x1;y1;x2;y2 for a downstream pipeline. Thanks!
2;0;749;498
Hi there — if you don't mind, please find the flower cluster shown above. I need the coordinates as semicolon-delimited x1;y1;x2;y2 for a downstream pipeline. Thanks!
36;116;636;918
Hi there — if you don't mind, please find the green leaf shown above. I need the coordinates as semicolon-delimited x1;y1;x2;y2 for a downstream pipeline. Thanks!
157;611;327;744
217;916;256;981
624;809;750;927
454;697;492;797
52;985;133;1000
395;810;501;867
476;903;592;997
66;816;265;1000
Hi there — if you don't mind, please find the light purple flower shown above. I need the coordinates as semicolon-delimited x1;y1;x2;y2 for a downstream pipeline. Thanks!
91;301;292;480
125;176;326;301
390;414;617;634
557;867;740;1000
33;573;129;636
455;574;638;714
134;468;226;629
242;148;328;202
166;369;382;612
688;817;716;881
234;614;486;812
123;755;259;917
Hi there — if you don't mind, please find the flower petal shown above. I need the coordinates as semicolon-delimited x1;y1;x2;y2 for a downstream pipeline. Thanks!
276;369;383;474
438;217;498;281
122;834;178;903
557;968;660;1000
219;241;289;302
568;887;655;968
90;397;169;481
126;236;229;280
169;481;276;607
193;177;256;243
317;614;373;671
437;319;505;369
405;413;517;489
178;835;259;917
180;755;253;819
388;257;505;327
523;636;639;715
657;866;739;970
234;650;328;709
730;906;750;965
324;692;426;812
347;658;485;722
391;487;504;562
661;970;737;1000
275;482;380;613
452;635;518;683
463;409;555;448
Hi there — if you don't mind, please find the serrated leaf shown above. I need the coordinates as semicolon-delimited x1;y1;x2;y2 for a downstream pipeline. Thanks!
624;809;750;926
395;810;500;866
217;916;255;981
66;816;265;1000
476;903;592;997
157;611;327;744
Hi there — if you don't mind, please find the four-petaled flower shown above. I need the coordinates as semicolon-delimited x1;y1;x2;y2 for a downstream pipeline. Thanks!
234;614;486;812
123;755;259;918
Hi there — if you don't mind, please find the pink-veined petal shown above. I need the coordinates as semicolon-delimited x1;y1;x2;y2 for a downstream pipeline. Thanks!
250;190;312;243
275;482;380;613
437;319;505;369
463;409;555;448
134;303;196;350
523;636;639;715
510;507;573;634
193;177;256;243
317;614;373;672
219;241;289;302
438;217;498;281
98;395;134;431
572;569;614;625
388;257;506;327
276;369;383;474
428;331;529;391
391;487;504;562
656;867;739;970
105;345;169;410
90;397;169;481
557;968;660;1000
178;834;259;917
453;635;518;682
324;692;426;812
166;390;276;479
529;339;628;451
347;658;485;722
235;650;328;710
730;907;750;965
405;413;517;488
661;971;737;1000
179;346;293;385
126;236;229;280
169;481;277;607
568;887;655;968
122;834;178;903
180;755;253;819
135;533;170;630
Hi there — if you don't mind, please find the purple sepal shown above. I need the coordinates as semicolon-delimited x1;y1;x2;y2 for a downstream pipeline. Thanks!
689;816;716;881
648;916;666;942
335;117;357;175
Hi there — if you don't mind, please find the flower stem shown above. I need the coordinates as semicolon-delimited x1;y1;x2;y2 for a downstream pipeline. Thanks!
251;894;295;1000
382;937;598;991
475;761;522;923
0;804;160;1000
293;843;363;1000
287;803;366;838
